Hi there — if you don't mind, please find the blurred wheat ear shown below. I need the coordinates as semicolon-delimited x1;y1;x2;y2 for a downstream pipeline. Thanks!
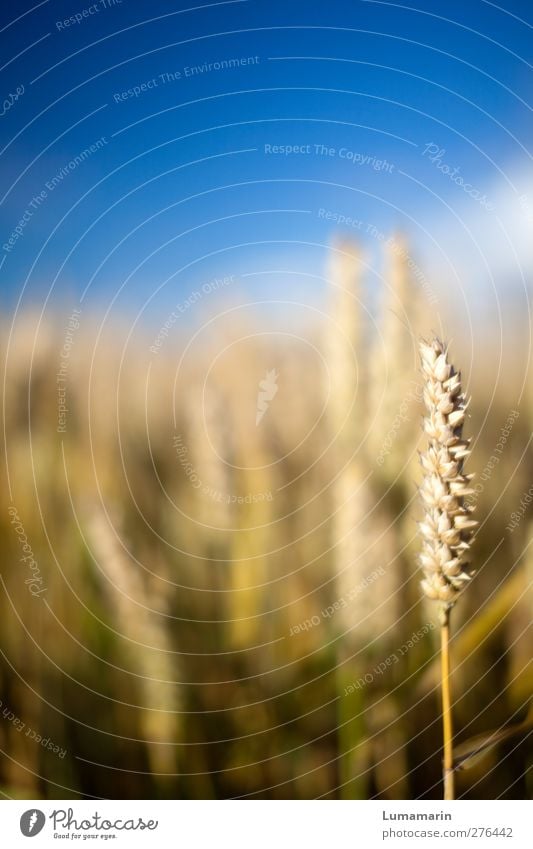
417;338;478;800
85;506;180;779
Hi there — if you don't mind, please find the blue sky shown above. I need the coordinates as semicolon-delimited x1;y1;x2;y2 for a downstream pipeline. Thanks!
1;0;531;323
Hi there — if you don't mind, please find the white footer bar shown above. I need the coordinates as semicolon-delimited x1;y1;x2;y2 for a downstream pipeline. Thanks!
2;799;529;848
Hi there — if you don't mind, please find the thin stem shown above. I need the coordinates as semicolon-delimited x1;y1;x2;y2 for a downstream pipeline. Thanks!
440;604;454;800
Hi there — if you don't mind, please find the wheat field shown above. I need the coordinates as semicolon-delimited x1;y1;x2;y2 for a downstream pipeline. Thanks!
0;239;531;800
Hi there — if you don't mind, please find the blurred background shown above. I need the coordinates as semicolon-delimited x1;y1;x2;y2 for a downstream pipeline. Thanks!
0;0;531;799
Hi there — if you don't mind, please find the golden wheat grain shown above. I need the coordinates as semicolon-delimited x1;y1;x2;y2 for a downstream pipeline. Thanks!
418;337;478;800
418;338;477;604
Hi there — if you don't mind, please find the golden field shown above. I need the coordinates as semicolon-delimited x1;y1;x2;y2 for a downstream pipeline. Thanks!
0;239;531;799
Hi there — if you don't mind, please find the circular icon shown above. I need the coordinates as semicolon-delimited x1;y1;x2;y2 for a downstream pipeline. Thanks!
20;810;46;837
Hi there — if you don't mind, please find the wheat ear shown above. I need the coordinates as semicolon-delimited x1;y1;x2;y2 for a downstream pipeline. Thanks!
86;507;180;777
418;338;478;800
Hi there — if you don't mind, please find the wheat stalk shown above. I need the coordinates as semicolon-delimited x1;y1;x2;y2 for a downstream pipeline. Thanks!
325;240;405;797
324;238;365;447
418;338;478;800
86;507;180;777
